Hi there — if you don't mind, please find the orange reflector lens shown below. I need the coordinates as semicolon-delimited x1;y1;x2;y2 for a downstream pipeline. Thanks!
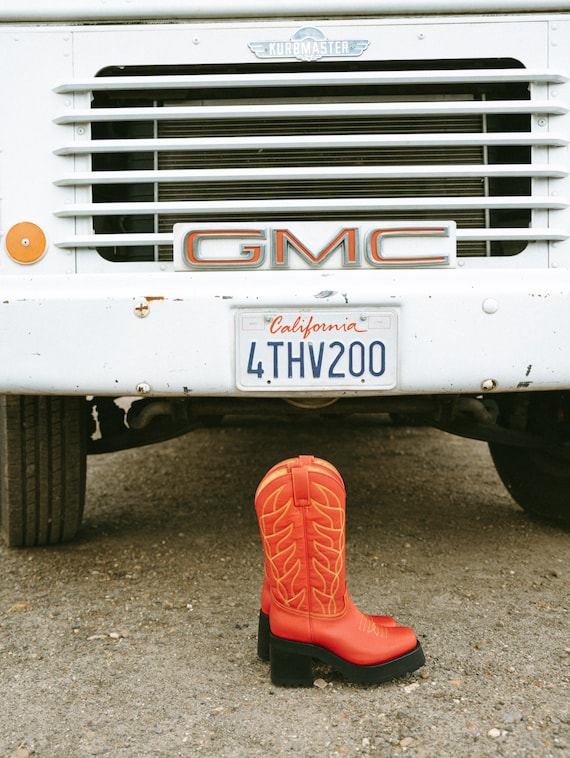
5;222;47;264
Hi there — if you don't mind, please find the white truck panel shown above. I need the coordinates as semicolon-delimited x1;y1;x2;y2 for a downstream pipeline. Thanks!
0;11;569;398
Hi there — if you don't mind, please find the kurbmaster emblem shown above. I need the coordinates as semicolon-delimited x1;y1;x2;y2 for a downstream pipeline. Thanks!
248;26;369;62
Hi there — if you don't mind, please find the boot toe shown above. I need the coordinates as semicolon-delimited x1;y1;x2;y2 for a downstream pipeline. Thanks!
382;625;420;662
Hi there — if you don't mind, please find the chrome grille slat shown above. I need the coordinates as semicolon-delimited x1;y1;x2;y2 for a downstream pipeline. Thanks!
54;133;569;156
55;99;566;125
54;228;568;250
56;164;565;186
54;68;566;93
56;196;564;217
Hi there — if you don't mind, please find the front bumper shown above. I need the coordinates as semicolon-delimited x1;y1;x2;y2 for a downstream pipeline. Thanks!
1;267;569;397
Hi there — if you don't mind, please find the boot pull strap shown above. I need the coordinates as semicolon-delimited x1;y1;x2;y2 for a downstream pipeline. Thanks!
289;458;313;507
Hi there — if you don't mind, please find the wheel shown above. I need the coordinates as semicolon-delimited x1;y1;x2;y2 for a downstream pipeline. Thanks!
488;393;570;525
0;395;87;547
489;443;570;524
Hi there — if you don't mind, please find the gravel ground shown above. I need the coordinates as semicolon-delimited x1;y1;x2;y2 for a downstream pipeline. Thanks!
0;415;568;757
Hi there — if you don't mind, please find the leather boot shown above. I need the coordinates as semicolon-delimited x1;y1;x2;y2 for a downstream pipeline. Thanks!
256;457;397;662
255;455;425;686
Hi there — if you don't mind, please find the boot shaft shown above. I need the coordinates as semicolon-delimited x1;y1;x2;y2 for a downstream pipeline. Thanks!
255;455;347;618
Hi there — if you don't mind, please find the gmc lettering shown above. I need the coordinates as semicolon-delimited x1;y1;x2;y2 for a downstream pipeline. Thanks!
182;225;452;269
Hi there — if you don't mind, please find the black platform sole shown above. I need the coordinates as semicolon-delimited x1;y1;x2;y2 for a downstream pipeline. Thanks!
269;633;425;687
257;610;271;662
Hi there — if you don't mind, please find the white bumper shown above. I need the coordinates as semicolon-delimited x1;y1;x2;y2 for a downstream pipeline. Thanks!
1;267;569;397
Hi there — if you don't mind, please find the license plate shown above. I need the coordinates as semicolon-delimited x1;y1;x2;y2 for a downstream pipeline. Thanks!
236;310;397;391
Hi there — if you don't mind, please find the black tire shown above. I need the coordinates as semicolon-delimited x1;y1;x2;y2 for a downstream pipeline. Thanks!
0;395;87;547
489;443;570;525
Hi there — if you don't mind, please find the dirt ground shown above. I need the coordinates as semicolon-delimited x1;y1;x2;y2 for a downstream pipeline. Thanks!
0;415;568;757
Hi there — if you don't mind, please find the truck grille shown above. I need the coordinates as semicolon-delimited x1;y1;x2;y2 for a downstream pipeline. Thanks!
54;59;568;262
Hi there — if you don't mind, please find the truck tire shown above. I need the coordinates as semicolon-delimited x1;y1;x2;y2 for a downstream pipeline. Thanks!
0;395;87;547
488;442;570;525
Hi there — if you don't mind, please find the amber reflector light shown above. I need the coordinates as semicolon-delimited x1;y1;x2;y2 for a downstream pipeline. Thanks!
5;222;47;264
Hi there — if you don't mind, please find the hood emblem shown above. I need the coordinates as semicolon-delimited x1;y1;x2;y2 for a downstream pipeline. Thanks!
248;26;369;62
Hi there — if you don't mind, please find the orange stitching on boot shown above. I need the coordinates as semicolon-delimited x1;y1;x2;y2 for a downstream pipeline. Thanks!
254;466;288;497
258;484;308;611
256;459;348;618
357;614;389;638
308;482;346;616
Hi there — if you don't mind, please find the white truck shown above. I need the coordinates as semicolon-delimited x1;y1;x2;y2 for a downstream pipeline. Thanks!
1;0;569;545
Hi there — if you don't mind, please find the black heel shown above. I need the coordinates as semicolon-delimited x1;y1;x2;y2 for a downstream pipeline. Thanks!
270;635;314;687
257;610;270;661
269;634;425;687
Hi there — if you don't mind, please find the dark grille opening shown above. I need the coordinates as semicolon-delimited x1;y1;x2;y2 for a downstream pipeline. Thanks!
89;58;534;262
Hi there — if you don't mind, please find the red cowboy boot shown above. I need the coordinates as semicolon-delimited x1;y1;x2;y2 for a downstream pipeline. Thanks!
256;457;397;662
255;455;424;686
